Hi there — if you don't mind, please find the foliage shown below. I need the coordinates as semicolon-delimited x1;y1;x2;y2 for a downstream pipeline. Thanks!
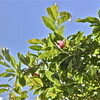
0;4;100;100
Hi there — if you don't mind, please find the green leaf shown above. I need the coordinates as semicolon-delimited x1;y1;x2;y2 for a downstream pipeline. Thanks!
28;78;43;89
93;48;100;54
42;16;56;31
54;32;64;40
33;78;43;87
6;69;15;73
27;39;42;44
68;31;84;44
67;59;73;72
56;25;65;35
19;76;26;87
34;88;42;95
10;56;17;69
76;17;99;24
46;87;56;99
47;5;58;21
18;53;30;66
67;87;74;94
45;71;60;86
58;11;71;25
38;50;59;59
13;86;21;94
47;35;54;47
26;66;38;75
0;54;3;60
93;26;100;33
0;84;10;87
20;91;28;99
75;31;84;44
0;61;10;68
2;48;11;62
47;33;56;45
29;45;43;51
9;92;18;100
0;89;8;94
0;72;14;77
1;48;17;68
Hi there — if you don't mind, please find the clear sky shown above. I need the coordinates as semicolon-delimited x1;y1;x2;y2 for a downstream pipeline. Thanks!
0;0;100;99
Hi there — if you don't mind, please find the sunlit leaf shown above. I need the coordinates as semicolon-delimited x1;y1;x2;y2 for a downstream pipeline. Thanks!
29;45;43;51
42;16;56;31
58;11;71;25
27;39;42;44
6;69;15;73
0;61;10;68
47;5;58;21
10;56;17;69
0;54;3;60
20;91;28;99
45;71;60;86
46;89;56;99
56;25;65;35
2;48;11;62
38;50;59;59
28;78;43;89
0;84;10;87
0;89;8;94
0;72;14;77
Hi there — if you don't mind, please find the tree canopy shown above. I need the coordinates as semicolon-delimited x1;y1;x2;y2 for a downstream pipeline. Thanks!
0;4;100;100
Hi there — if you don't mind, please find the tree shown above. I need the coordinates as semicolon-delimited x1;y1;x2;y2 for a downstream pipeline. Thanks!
0;4;100;100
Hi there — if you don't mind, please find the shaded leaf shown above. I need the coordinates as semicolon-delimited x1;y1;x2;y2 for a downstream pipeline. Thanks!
18;53;30;66
34;88;42;95
19;76;26;87
93;26;100;33
0;84;10;87
76;17;99;24
67;59;73;72
54;32;64;40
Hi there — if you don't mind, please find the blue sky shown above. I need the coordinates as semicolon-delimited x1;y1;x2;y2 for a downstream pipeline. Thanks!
0;0;100;99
